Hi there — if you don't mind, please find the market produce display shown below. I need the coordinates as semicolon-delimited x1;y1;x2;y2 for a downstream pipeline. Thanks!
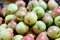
0;0;60;40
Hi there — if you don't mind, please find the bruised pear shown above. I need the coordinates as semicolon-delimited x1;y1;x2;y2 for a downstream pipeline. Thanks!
1;28;14;40
47;26;60;39
16;10;26;21
7;3;18;14
12;35;23;40
27;1;40;11
48;0;58;10
33;21;46;34
36;32;49;40
32;7;45;19
39;0;47;10
42;13;53;27
15;0;26;7
5;15;15;23
24;12;37;25
16;22;29;35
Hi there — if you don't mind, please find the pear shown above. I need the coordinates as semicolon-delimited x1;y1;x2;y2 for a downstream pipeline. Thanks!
7;3;18;14
47;26;60;39
27;1;40;11
24;12;37;25
48;0;58;10
16;10;26;21
32;7;45;19
33;21;46;34
5;15;15;23
12;35;23;40
39;0;47;10
16;22;29;35
42;13;53;27
1;28;14;40
55;38;60;40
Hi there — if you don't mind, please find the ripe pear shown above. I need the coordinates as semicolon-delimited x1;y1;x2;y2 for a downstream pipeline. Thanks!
16;22;29;35
48;0;58;10
24;12;37;25
33;21;46;34
1;28;14;40
39;0;47;10
7;3;18;14
54;16;60;27
12;35;23;40
42;13;53;27
32;7;45;19
47;26;60;39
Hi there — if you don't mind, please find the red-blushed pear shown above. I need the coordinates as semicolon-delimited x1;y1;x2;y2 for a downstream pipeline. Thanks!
16;22;29;35
36;32;49;40
55;38;60;40
15;0;26;7
51;7;60;18
24;12;37;25
42;13;53;27
47;26;60;39
1;28;14;40
22;34;34;40
7;20;17;30
48;0;58;10
12;35;23;40
32;21;46;34
0;17;3;25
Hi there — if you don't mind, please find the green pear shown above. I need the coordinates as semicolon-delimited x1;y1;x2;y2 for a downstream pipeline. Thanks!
16;10;26;21
0;24;7;32
32;7;45;19
54;16;60;27
42;13;53;27
27;1;40;11
12;35;23;40
39;0;47;10
5;15;15;23
16;22;29;35
47;26;60;39
24;12;37;25
33;21;46;34
7;3;18;14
